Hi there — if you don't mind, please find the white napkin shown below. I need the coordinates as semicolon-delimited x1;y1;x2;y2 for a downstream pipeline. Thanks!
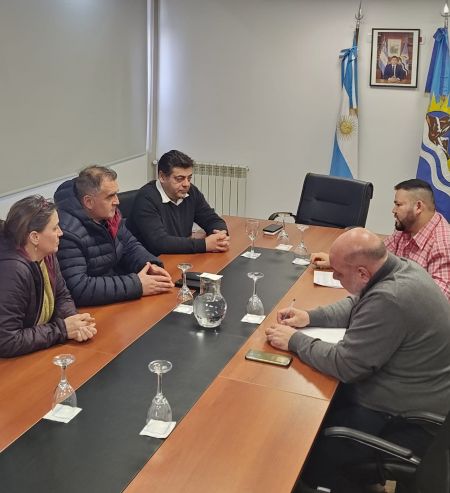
241;314;266;324
200;273;223;280
292;257;310;266
173;304;194;314
241;251;261;259
140;419;176;439
275;244;293;251
43;404;82;423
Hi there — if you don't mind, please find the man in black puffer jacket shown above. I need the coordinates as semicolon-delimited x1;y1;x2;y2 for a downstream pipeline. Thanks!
54;166;174;306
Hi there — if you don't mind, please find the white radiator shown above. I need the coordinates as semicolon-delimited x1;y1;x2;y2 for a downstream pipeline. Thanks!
192;162;248;216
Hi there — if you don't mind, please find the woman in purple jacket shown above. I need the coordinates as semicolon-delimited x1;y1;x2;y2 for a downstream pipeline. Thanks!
0;195;96;357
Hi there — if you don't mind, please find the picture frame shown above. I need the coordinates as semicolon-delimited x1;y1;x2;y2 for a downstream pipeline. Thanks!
370;28;420;88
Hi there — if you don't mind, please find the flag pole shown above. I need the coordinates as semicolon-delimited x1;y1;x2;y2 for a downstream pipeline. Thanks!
329;3;361;178
442;2;449;29
354;1;363;45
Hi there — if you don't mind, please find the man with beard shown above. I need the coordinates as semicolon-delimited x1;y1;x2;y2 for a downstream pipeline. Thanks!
311;179;450;299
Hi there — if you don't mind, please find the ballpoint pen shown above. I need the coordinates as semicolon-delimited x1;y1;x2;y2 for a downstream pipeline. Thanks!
281;298;296;320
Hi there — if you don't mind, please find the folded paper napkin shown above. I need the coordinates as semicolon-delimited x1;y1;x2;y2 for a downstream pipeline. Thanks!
140;419;176;439
241;314;266;324
43;404;82;423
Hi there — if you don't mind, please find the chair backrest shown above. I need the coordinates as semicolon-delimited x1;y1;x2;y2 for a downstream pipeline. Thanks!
117;189;139;219
295;173;374;228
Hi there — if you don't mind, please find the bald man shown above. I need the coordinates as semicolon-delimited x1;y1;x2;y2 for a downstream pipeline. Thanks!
311;179;450;299
266;228;450;492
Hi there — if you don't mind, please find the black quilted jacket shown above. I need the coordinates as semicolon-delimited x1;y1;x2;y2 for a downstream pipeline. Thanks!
54;179;162;306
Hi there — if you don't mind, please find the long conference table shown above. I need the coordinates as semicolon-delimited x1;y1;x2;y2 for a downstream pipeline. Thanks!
0;216;348;492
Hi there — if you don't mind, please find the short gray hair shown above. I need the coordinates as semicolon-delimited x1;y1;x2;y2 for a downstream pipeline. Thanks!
75;165;117;200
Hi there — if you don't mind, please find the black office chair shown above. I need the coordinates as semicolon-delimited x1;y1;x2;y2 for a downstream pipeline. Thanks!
269;173;374;228
324;411;450;493
117;189;139;219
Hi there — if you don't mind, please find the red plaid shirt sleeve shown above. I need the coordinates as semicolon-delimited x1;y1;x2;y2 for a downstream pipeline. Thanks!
384;213;450;300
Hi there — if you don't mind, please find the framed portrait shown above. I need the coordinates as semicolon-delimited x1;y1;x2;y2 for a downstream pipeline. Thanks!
370;28;420;88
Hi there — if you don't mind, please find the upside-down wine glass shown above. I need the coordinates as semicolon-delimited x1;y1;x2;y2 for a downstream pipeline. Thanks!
146;360;173;423
294;224;310;261
245;219;260;259
277;213;290;245
246;272;265;316
177;262;194;305
52;354;77;409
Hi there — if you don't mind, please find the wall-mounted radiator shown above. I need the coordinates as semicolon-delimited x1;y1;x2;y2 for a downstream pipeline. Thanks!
192;162;248;217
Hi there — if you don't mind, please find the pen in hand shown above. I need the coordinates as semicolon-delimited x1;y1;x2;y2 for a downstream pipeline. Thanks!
281;298;296;321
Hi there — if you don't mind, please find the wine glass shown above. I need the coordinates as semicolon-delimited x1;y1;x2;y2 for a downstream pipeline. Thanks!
245;219;260;259
52;354;77;409
177;262;194;305
277;213;290;245
146;360;173;423
294;224;310;261
246;272;264;316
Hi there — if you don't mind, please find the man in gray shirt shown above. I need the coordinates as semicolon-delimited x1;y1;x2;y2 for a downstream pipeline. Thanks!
266;228;450;492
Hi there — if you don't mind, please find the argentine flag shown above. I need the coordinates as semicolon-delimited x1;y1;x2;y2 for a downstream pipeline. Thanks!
416;28;450;221
330;45;358;179
378;38;389;76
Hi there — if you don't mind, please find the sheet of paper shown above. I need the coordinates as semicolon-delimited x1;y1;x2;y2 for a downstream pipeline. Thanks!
43;404;82;423
301;327;346;344
241;314;266;324
313;270;343;288
140;419;176;439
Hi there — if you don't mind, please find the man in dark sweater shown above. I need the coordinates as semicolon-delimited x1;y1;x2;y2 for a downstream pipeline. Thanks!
126;150;230;256
266;228;450;492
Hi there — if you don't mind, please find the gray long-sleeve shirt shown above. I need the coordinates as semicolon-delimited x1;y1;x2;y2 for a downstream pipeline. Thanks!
288;253;450;415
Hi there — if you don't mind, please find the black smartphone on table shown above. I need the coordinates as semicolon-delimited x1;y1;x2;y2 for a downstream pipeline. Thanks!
262;223;283;235
245;349;292;367
174;272;202;290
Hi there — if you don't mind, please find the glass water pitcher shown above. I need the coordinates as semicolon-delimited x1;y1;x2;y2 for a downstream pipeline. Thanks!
193;274;227;328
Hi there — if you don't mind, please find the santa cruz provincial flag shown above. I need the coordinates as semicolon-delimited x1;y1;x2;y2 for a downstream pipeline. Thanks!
417;28;450;221
330;45;358;178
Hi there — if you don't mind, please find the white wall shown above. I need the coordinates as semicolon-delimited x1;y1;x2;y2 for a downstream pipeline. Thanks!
0;155;148;219
157;0;444;233
0;0;148;196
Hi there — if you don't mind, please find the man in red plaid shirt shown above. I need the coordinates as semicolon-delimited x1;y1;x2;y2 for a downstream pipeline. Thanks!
312;179;450;300
384;178;450;300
